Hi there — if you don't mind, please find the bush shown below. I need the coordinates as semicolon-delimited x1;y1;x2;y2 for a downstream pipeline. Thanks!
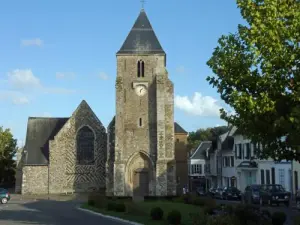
150;207;164;220
87;193;106;208
88;199;95;206
167;210;181;225
193;197;205;206
106;201;117;211
115;202;126;212
271;211;286;225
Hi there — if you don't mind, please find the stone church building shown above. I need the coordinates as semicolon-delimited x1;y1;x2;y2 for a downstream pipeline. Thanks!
15;9;188;196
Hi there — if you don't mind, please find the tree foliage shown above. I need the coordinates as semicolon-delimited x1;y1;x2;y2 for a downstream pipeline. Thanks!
187;126;229;151
206;0;300;161
0;126;17;184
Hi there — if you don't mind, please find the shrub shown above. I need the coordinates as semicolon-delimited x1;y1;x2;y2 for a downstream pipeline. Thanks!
167;210;181;225
115;202;126;212
234;204;261;224
223;205;234;215
87;193;106;208
150;207;164;220
106;201;117;211
271;211;287;225
88;199;95;206
193;197;205;206
189;212;209;225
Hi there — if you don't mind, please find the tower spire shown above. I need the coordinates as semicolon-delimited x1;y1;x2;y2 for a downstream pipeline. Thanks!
140;0;146;10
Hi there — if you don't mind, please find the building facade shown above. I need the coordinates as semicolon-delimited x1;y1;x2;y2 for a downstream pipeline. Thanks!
16;9;188;196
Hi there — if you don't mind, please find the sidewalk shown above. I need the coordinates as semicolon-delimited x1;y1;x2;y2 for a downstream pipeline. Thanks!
11;193;88;202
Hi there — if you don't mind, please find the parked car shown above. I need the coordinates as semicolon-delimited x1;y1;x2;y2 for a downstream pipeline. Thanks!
296;189;300;210
196;187;206;196
214;187;225;199
221;187;241;200
0;188;10;204
243;184;261;204
259;184;290;207
208;187;217;197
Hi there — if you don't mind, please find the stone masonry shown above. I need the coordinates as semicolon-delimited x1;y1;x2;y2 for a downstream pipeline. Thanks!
20;100;107;194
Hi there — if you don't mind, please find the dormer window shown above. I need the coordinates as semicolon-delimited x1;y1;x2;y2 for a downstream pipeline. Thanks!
137;60;145;77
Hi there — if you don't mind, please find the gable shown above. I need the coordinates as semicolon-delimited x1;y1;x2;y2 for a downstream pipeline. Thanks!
24;117;69;165
174;122;188;134
190;141;212;160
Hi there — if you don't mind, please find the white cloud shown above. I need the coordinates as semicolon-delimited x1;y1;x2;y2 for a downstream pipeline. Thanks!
21;38;43;47
56;72;75;80
41;112;52;117
176;66;185;74
175;92;222;117
6;69;76;94
0;91;30;105
7;69;41;89
98;72;109;80
12;96;30;105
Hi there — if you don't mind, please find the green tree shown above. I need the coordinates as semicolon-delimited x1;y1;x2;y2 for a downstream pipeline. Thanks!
187;126;229;151
206;0;300;161
0;126;17;184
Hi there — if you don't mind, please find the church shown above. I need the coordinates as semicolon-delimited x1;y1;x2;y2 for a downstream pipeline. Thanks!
15;9;189;197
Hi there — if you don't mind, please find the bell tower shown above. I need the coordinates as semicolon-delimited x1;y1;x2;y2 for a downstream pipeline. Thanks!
113;9;176;196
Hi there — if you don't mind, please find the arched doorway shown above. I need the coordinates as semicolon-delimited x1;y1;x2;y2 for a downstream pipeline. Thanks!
125;151;154;196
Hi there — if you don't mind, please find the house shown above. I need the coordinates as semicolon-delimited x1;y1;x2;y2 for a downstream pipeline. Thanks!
232;127;298;193
204;126;300;195
219;127;237;188
188;141;211;191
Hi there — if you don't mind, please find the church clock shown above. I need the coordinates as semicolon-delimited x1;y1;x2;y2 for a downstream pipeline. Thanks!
133;82;148;97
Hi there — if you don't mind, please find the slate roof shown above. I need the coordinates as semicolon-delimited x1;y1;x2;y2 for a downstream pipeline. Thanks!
190;141;212;160
117;9;165;55
174;122;188;134
24;117;69;165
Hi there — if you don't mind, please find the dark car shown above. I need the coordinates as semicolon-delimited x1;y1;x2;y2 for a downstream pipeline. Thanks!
0;188;10;204
243;184;262;204
221;187;242;200
296;190;300;210
208;187;217;197
196;187;206;196
259;184;291;207
214;187;225;199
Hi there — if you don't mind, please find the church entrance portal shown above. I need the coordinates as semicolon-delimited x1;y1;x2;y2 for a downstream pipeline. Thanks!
133;168;149;196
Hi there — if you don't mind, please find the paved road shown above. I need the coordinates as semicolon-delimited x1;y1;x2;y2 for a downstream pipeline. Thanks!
0;198;129;225
216;199;300;225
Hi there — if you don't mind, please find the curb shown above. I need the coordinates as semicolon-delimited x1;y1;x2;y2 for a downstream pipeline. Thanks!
76;206;143;225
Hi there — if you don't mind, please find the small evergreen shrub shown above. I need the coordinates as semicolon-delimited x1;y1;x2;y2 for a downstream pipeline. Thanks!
115;202;126;212
271;211;287;225
87;193;106;208
106;201;117;211
88;199;95;206
150;207;164;220
167;210;181;225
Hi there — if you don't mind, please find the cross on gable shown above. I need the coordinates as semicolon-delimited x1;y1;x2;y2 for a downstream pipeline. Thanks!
140;0;146;9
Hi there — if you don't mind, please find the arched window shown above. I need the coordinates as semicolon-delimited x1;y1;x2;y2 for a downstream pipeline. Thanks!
76;126;95;165
137;60;145;77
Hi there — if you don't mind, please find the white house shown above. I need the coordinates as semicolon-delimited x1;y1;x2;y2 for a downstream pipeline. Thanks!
219;127;238;188
232;128;295;192
188;141;211;191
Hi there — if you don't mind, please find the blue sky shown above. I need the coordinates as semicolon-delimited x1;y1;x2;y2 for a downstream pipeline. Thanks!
0;0;244;146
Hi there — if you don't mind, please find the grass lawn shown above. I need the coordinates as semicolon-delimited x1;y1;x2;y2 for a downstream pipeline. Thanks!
82;200;203;225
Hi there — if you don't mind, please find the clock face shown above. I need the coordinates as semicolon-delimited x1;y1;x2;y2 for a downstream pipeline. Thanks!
135;85;147;96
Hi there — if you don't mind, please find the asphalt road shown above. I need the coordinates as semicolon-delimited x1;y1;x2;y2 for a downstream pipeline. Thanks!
0;196;298;225
0;198;129;225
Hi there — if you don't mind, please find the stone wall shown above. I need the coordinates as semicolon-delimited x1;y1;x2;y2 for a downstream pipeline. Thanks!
22;165;48;194
49;100;107;194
